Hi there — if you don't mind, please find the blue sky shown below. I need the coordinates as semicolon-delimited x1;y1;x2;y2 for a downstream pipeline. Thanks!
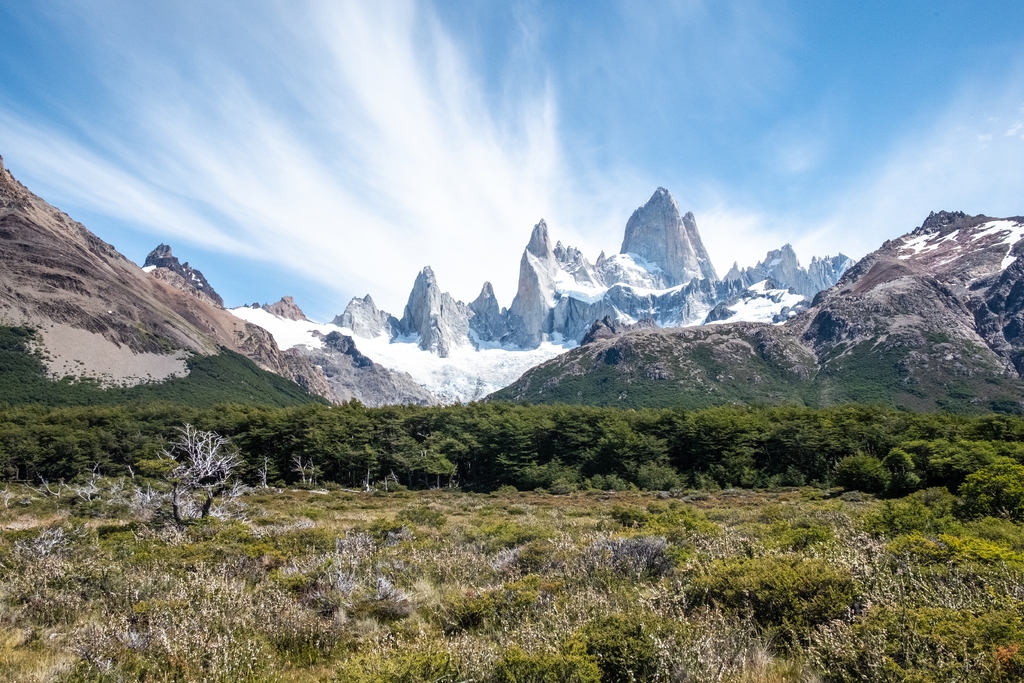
1;1;1023;319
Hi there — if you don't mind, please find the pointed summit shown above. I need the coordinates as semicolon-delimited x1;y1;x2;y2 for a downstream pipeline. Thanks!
509;220;561;348
526;219;554;258
620;188;718;285
469;281;509;342
143;244;224;307
334;294;398;338
398;266;472;357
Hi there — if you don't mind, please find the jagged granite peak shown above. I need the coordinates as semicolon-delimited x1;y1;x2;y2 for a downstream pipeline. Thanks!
509;220;561;348
261;296;308;321
399;266;472;357
526;219;554;258
620;187;718;286
807;254;855;294
334;294;398;339
554;241;602;287
726;244;854;298
143;244;224;307
469;281;509;342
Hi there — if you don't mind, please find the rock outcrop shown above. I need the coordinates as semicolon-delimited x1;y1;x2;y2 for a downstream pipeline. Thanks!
262;296;308;321
144;244;224;307
0;156;330;398
334;294;399;338
289;331;436;406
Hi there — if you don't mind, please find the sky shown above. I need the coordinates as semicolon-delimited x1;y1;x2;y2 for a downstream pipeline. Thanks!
1;1;1023;320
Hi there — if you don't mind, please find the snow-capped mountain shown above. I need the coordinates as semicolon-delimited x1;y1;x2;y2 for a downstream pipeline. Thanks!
228;187;854;404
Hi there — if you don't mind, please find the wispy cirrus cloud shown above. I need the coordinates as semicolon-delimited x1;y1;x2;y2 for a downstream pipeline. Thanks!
0;1;580;314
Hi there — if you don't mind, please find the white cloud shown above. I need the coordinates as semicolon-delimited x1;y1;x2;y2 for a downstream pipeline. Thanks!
0;1;578;314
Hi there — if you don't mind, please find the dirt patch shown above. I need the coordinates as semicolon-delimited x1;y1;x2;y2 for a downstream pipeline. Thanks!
37;323;189;387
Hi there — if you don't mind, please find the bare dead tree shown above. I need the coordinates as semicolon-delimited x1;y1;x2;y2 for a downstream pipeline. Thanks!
36;477;68;499
258;457;269;488
160;425;242;525
0;485;12;509
292;455;315;486
72;464;102;502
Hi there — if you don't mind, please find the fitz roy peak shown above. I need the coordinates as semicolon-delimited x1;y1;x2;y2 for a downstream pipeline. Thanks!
619;187;718;286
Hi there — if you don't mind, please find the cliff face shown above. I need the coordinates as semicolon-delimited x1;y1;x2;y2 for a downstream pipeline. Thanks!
620;188;718;285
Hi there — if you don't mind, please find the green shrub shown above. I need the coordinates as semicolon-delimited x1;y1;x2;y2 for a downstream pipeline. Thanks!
610;505;649;528
834;455;890;493
692;556;857;637
886;531;1024;565
587;473;636;491
488;646;601;683
862;489;957;536
570;614;659;683
811;606;1024;683
336;649;460;683
397;506;447;528
439;576;546;634
959;461;1024;521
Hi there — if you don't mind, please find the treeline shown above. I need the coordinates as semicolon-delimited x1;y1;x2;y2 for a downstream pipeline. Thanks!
3;401;1024;493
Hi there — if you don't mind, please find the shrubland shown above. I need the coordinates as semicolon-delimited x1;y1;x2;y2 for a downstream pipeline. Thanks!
2;402;1024;680
1;480;1024;681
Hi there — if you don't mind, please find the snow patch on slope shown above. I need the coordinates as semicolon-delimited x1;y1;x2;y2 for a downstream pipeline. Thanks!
705;280;807;326
230;306;570;404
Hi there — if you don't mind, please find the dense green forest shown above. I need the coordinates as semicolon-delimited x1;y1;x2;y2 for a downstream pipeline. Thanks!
0;326;323;408
3;401;1024;495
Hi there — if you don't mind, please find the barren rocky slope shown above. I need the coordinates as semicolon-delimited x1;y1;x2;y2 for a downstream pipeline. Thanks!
493;211;1024;413
0;154;329;398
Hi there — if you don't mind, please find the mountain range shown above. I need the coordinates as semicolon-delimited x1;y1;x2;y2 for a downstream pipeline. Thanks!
225;187;852;404
495;210;1024;413
3;150;1022;413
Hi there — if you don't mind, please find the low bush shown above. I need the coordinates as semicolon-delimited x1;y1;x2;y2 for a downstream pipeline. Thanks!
570;614;660;683
489;646;601;683
691;555;857;639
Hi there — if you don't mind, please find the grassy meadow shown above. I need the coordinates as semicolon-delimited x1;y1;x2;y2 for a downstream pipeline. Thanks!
2;480;1024;682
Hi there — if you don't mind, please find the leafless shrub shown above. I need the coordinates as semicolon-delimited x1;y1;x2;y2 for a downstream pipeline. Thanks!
129;483;165;520
160;424;244;525
490;547;520;574
0;484;12;508
35;477;68;499
582;535;674;579
336;531;376;564
15;527;69;559
72;465;102;502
